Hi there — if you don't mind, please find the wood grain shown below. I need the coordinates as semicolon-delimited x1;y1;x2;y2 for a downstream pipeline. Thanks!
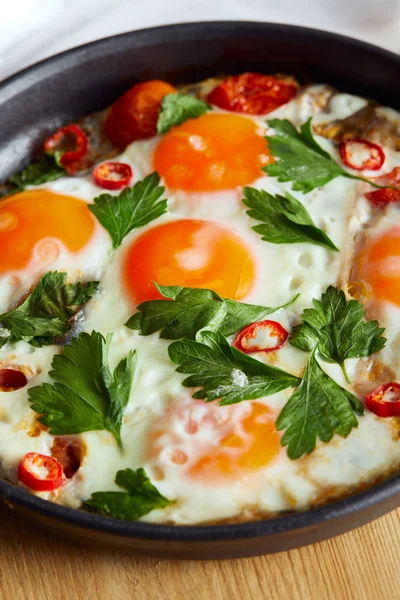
0;507;399;600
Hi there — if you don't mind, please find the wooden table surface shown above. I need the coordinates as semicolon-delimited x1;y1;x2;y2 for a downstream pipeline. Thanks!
1;506;399;600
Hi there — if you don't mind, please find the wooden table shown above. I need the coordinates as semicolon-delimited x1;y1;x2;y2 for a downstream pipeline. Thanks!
1;506;399;599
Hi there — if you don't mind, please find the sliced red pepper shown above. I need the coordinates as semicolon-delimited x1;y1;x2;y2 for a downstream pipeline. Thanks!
44;124;88;169
366;382;400;417
339;138;385;171
207;73;297;115
18;452;63;492
233;320;289;353
93;161;133;190
366;167;400;206
0;368;27;391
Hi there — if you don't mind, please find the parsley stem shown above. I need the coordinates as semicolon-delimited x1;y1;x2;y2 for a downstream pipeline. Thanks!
340;362;351;385
107;420;123;449
345;173;397;191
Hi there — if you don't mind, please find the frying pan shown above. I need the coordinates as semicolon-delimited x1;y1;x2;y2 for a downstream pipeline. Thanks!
0;21;399;559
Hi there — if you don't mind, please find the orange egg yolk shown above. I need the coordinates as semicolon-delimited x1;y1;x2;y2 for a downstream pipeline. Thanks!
362;226;400;306
148;401;280;482
190;403;280;478
123;219;256;304
153;113;270;191
0;189;95;273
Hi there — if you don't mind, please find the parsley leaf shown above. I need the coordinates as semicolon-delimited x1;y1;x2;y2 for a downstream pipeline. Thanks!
243;187;338;251
127;286;227;340
85;468;174;520
222;295;298;337
290;286;386;383
157;93;211;134
276;352;363;459
168;330;300;405
1;155;65;198
126;283;297;339
28;331;136;447
89;172;167;248
264;118;386;193
0;272;99;347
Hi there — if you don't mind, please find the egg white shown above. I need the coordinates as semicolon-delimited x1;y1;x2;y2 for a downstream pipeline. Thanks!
1;85;400;524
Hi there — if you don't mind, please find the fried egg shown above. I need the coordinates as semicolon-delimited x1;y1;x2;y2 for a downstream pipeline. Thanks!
0;186;112;314
1;81;400;525
356;204;400;382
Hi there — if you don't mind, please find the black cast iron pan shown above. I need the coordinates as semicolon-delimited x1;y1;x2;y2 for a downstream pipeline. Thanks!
0;22;400;559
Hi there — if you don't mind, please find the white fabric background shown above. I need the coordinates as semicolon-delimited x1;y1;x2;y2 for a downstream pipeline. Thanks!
1;0;400;82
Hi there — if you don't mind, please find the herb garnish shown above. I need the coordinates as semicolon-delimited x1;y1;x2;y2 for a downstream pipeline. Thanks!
157;93;211;134
290;286;386;383
276;351;363;459
0;272;98;347
160;285;385;460
276;286;386;458
89;172;167;248
243;187;338;251
85;468;173;520
1;155;65;199
264;118;391;193
126;283;298;339
168;330;300;405
28;331;136;447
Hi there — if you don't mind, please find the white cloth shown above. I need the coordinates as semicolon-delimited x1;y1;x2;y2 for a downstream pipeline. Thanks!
1;0;400;81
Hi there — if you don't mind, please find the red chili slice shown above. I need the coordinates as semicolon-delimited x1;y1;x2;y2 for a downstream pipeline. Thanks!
18;452;63;492
44;124;88;169
93;161;133;190
0;368;27;391
207;73;297;115
366;167;400;206
233;320;289;353
365;382;400;418
339;138;385;171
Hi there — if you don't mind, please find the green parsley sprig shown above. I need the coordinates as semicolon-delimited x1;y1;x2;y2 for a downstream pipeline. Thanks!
243;187;338;251
276;351;363;459
276;286;386;458
126;283;298;339
290;286;386;383
157;93;211;134
89;172;167;248
0;272;99;347
28;331;136;447
0;155;65;199
168;330;300;405
85;468;174;520
264;118;392;194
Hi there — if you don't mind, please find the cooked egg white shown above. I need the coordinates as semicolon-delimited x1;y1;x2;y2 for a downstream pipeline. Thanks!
1;83;400;524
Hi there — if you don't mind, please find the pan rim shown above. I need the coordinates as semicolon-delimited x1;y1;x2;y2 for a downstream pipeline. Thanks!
1;20;400;544
2;472;400;541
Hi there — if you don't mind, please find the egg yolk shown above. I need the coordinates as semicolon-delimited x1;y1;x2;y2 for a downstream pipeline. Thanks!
190;403;280;478
0;189;95;273
148;401;280;482
123;219;256;304
153;113;270;191
362;226;400;306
